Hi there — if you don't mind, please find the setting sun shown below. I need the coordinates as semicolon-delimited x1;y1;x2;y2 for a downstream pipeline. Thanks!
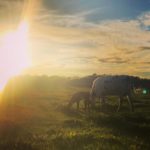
0;21;30;90
0;1;150;149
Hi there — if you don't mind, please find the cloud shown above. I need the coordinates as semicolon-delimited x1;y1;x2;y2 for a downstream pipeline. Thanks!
0;0;25;21
98;56;130;64
140;61;150;64
34;7;97;28
0;0;41;26
42;0;150;23
0;1;147;77
140;46;150;51
136;71;150;78
139;11;150;26
29;9;150;77
2;0;150;78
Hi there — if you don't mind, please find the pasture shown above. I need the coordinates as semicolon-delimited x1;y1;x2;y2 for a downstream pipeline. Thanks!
0;78;150;150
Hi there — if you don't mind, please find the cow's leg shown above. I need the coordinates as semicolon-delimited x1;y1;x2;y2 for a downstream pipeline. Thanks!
87;100;90;110
101;97;106;105
100;96;106;111
84;100;87;111
68;101;72;108
90;90;96;109
84;100;90;111
93;98;96;108
126;95;134;112
68;97;74;108
90;96;96;109
91;100;96;112
117;96;123;112
86;99;91;112
77;101;79;110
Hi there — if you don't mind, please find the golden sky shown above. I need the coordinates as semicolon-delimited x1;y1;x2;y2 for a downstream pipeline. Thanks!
0;0;150;89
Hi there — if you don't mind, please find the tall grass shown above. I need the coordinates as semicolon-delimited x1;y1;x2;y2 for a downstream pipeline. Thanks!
0;84;149;150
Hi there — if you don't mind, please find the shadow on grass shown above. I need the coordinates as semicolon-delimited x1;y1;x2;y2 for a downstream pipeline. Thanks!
0;122;38;150
56;104;84;118
49;132;123;150
87;111;150;140
63;119;85;128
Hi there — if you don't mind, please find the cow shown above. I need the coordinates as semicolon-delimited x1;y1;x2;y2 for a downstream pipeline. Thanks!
90;76;134;112
68;91;90;110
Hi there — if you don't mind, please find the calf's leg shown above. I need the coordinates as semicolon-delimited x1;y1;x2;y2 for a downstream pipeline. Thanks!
126;95;134;112
101;97;106;105
77;101;80;110
84;100;90;111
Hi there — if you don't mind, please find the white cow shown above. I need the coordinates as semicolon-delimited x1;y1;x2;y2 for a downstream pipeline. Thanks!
90;76;134;112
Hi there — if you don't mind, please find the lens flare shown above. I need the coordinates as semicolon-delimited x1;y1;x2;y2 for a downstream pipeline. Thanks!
0;21;30;91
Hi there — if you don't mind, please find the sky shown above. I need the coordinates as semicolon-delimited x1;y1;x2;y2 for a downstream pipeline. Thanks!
0;0;150;86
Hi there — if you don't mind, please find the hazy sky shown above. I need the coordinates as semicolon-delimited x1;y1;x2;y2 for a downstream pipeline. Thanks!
0;0;150;78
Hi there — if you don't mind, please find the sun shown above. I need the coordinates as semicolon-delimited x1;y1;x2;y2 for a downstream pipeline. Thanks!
0;21;30;91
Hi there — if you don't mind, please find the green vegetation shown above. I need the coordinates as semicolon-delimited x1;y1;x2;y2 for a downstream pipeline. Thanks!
0;76;150;150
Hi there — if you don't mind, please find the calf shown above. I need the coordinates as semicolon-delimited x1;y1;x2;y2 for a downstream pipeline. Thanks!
68;91;90;110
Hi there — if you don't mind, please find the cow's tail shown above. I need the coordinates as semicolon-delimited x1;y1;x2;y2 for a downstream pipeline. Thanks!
90;81;95;98
90;81;96;108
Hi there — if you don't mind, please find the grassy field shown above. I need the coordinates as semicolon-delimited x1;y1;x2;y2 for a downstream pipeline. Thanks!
0;86;150;150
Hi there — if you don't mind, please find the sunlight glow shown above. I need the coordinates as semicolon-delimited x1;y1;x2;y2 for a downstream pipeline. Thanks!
0;21;30;91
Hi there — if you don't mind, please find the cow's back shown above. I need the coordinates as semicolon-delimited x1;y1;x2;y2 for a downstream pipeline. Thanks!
92;76;132;97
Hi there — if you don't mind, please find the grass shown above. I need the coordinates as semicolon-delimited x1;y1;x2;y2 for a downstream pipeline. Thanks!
0;86;150;150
